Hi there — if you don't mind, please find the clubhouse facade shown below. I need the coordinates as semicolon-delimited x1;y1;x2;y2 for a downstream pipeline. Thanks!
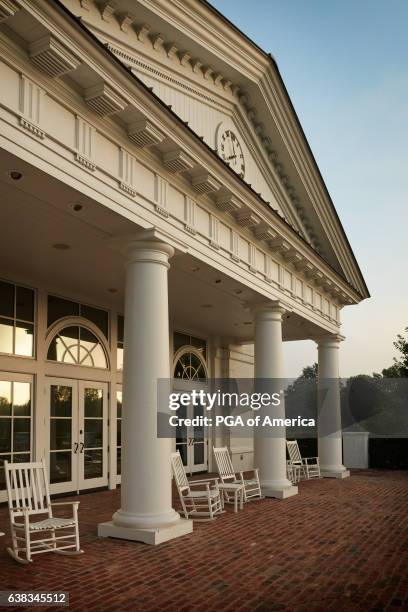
0;0;369;543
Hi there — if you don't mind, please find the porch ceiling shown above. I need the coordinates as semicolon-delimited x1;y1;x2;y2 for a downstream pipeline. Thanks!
0;148;323;342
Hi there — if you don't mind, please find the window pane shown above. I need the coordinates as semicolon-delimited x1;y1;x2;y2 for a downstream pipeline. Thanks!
89;343;107;369
50;451;71;484
16;287;34;322
0;381;12;416
0;455;11;490
13;418;30;452
47;296;79;327
117;347;124;370
190;353;205;380
13;453;30;463
117;420;121;447
50;419;71;451
176;443;188;466
50;385;72;418
0;318;13;354
84;419;103;448
0;281;14;318
81;305;108;338
191;336;206;360
176;405;187;443
173;332;190;353
194;442;204;465
116;391;122;418
116;448;121;475
174;353;190;379
0;419;11;453
117;315;124;344
84;388;103;418
13;382;31;417
79;328;98;366
53;327;79;363
15;322;34;356
84;449;103;479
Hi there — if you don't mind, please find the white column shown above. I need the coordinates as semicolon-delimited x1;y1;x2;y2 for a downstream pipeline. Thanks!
254;303;298;499
98;232;193;544
317;335;350;478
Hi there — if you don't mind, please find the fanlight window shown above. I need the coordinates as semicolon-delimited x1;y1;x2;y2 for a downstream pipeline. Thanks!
174;349;207;381
47;326;107;368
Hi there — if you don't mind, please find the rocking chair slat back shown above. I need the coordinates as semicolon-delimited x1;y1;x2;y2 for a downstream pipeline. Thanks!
5;460;51;518
213;447;235;481
170;452;189;492
286;440;302;464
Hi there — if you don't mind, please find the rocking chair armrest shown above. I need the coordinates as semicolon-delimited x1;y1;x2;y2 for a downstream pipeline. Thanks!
51;501;80;507
239;469;259;479
189;481;211;492
304;457;319;463
189;478;219;486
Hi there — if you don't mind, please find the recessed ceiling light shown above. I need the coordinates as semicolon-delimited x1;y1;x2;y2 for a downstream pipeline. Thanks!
7;170;23;181
200;304;213;309
108;288;118;294
68;202;83;212
191;266;200;272
214;279;221;284
243;321;252;325
52;243;71;250
235;289;243;295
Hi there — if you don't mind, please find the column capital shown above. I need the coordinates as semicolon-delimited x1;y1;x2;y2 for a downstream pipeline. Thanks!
108;227;187;265
315;333;345;348
252;299;291;320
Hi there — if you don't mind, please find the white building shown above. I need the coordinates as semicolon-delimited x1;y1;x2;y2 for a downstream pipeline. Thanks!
0;0;369;543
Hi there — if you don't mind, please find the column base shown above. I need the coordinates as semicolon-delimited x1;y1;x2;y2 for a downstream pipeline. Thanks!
321;469;350;479
98;518;193;545
262;484;298;499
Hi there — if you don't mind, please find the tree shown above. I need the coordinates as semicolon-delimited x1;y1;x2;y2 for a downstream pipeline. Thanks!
285;363;318;427
379;327;408;378
300;363;318;379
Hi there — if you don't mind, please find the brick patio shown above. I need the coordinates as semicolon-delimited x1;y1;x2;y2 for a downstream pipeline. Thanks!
0;470;407;611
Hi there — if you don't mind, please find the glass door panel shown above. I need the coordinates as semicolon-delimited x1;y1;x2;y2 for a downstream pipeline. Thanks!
0;374;33;503
78;381;108;490
48;380;78;494
191;402;207;472
173;384;208;474
175;403;189;468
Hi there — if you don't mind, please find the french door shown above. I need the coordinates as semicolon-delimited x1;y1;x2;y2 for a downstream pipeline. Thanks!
47;378;108;494
174;385;208;474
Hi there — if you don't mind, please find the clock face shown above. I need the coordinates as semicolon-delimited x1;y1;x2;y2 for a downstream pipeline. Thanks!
218;129;245;178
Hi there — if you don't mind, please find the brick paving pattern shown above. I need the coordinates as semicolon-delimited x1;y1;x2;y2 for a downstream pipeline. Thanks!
0;470;407;611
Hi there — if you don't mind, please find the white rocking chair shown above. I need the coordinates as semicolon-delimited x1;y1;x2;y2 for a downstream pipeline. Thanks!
171;451;223;521
286;440;321;480
213;447;262;502
4;459;83;564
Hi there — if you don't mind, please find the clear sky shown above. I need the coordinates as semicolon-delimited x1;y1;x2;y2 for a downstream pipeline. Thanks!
211;0;408;378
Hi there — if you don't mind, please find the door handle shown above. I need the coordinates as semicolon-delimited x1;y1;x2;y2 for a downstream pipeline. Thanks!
73;442;79;454
79;442;84;453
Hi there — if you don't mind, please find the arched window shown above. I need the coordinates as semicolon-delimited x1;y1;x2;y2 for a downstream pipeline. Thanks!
47;325;108;368
173;347;207;381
